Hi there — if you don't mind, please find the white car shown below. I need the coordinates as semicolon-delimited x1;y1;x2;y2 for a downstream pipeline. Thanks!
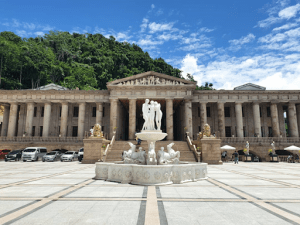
60;151;78;162
22;147;47;162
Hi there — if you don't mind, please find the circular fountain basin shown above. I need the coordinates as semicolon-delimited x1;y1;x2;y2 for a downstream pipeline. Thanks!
136;131;167;141
95;162;207;185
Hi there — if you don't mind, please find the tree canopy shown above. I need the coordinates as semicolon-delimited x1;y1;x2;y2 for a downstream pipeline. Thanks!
0;31;183;90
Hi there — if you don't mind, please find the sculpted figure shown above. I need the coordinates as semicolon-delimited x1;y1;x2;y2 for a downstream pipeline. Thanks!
271;141;275;155
154;101;162;131
147;142;157;165
122;143;146;164
157;143;180;165
142;99;150;130
92;124;103;138
161;79;165;84
155;77;160;84
149;101;155;130
135;79;140;85
203;124;211;137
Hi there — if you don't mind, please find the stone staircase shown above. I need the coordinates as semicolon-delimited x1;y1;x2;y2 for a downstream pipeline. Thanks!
105;140;197;162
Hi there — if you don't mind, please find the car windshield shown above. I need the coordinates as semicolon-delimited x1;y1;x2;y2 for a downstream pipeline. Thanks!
23;149;36;152
2;150;10;153
65;152;73;155
10;151;19;154
46;152;56;155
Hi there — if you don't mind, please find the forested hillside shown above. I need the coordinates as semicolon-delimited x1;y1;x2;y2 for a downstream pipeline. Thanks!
0;31;182;90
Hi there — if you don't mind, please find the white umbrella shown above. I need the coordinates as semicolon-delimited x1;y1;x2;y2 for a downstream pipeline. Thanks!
284;145;300;151
220;145;236;150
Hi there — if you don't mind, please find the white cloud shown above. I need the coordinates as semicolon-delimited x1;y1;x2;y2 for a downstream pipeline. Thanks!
180;54;202;82
23;23;36;30
273;22;298;31
148;22;174;33
34;31;44;36
199;27;214;33
16;30;31;37
278;3;300;19
151;4;155;9
229;33;255;46
140;18;148;32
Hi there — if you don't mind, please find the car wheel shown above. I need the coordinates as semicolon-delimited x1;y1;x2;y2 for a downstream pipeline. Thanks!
36;157;39;161
5;159;7;162
61;159;63;162
23;160;26;162
42;159;45;162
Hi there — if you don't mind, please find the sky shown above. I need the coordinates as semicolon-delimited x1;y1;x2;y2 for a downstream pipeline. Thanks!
1;0;300;90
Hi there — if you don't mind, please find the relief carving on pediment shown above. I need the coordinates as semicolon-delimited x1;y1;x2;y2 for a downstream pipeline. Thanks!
117;76;185;86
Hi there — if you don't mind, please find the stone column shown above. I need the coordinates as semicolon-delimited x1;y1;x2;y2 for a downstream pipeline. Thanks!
166;98;174;140
60;102;69;137
78;102;86;138
270;103;280;137
110;99;118;139
184;99;193;138
7;103;18;137
200;102;207;131
96;102;103;125
128;99;136;140
252;102;261;137
1;105;10;136
288;103;299;137
25;102;35;136
42;102;52;137
296;104;300;137
217;102;225;137
235;103;244;137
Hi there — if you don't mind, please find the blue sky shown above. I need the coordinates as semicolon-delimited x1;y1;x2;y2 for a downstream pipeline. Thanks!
1;0;300;90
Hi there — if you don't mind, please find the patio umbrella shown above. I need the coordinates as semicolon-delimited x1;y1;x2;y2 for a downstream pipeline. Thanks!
284;145;300;151
220;145;236;150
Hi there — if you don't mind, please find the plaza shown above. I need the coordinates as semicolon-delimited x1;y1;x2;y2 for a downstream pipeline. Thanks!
0;161;300;225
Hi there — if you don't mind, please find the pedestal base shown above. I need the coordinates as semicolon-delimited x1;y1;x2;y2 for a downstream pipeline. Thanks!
82;138;109;164
200;138;223;165
244;154;252;162
270;154;279;162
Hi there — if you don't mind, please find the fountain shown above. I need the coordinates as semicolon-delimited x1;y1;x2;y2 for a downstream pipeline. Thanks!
95;99;207;185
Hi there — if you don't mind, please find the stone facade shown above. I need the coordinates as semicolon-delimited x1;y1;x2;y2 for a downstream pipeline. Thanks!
0;71;300;161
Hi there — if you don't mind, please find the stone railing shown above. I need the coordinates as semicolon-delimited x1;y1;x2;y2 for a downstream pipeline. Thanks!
103;131;116;162
221;137;300;145
186;133;201;162
0;136;83;143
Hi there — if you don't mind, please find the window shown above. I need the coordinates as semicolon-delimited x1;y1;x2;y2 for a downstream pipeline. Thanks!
268;127;273;137
73;107;79;117
34;107;37;117
92;107;96;117
199;126;201;132
59;107;62;117
260;107;262;117
102;126;104;132
261;127;264;137
225;126;231;137
41;107;44;117
72;126;78;137
39;126;43;137
206;107;210;117
32;126;35;137
242;107;244;117
243;126;246;137
225;107;230;117
267;107;271;117
40;149;47;153
58;126;60;134
198;107;200;117
103;107;105;117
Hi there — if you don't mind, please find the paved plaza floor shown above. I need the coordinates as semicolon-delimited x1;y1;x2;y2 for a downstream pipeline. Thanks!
0;161;300;225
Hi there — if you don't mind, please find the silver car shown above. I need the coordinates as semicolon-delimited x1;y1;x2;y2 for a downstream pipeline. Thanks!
42;151;61;162
60;151;78;162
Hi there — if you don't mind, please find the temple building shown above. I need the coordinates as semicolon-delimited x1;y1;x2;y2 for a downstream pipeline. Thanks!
0;71;299;161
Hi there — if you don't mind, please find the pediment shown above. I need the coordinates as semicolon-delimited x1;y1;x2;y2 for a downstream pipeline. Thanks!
233;83;266;91
107;71;196;87
35;83;69;91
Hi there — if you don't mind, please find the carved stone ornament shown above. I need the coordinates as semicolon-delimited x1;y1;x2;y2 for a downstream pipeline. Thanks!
116;76;185;86
91;123;104;138
203;124;211;137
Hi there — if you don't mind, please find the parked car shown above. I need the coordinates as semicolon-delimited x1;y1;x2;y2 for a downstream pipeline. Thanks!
0;149;11;159
42;151;61;162
5;149;23;161
60;151;78;162
78;148;84;162
22;147;47;162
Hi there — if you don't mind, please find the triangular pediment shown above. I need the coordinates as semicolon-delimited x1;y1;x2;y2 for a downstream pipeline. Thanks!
107;71;196;86
233;83;266;91
35;83;69;91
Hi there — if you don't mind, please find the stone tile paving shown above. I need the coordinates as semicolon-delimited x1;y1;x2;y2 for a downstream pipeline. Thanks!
0;160;300;224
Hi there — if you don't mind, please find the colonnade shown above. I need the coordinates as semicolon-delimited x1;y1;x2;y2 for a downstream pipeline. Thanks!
1;102;104;138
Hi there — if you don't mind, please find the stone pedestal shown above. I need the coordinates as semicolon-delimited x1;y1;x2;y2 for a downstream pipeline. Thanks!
82;138;109;164
270;154;279;163
244;154;252;162
200;138;222;165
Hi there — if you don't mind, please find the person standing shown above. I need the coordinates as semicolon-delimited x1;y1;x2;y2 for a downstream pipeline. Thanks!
233;151;239;164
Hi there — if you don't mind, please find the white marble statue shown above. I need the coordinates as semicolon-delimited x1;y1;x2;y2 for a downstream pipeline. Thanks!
141;99;163;131
122;143;146;165
147;142;157;165
245;141;250;155
271;141;275;155
90;128;93;137
157;143;180;165
154;102;162;131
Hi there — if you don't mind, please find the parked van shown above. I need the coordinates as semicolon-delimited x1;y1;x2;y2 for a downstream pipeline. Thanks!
22;147;47;162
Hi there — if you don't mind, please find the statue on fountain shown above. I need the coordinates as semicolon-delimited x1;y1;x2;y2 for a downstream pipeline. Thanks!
141;99;162;131
157;143;180;165
122;143;146;165
147;142;157;165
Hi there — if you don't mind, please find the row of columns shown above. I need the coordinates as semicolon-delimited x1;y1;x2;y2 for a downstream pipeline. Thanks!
199;102;299;138
1;102;104;138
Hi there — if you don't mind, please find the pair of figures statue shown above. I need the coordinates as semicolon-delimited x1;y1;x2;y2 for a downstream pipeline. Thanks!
142;99;163;131
122;142;180;165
